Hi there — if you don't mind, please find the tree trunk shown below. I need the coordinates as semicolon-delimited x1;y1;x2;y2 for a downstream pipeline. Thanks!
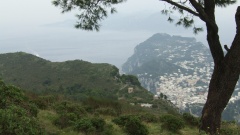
200;6;240;134
200;64;239;134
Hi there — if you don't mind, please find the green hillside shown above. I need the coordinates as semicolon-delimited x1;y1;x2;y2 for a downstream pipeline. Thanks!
0;52;154;102
1;80;239;135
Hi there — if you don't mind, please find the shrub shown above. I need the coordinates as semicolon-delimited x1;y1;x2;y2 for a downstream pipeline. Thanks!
54;112;77;128
83;97;122;115
112;115;149;135
182;113;199;126
124;116;149;135
96;108;117;116
32;98;48;109
74;118;95;133
140;113;158;123
101;124;114;135
32;95;57;109
112;115;135;127
220;128;236;135
54;101;87;116
0;105;44;135
0;81;44;135
74;117;107;134
120;74;141;86
160;114;185;133
220;121;240;135
91;117;106;132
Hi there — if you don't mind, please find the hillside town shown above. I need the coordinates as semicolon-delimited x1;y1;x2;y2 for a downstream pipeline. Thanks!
123;33;240;110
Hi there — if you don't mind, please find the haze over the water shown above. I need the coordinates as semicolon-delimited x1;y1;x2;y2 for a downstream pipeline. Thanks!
1;0;239;68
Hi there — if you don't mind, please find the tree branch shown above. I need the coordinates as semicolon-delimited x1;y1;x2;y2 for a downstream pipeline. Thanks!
224;6;240;72
161;0;199;16
235;6;240;34
189;0;224;64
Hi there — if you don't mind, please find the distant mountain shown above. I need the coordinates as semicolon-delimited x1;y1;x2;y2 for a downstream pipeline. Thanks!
0;52;153;103
122;33;212;93
122;33;240;121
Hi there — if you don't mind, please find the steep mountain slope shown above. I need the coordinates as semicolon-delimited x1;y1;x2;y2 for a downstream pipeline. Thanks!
122;33;212;94
0;52;153;102
122;33;240;121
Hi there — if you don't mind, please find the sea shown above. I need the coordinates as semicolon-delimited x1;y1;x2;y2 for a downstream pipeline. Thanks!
1;26;153;69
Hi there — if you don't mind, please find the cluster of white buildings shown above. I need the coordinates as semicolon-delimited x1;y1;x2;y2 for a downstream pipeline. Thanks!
150;42;213;109
154;46;240;109
128;37;240;110
155;72;209;109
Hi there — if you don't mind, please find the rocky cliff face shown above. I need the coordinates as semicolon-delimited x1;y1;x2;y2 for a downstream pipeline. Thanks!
122;33;212;95
122;33;240;121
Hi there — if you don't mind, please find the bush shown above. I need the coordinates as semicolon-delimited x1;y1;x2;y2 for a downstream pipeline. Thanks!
83;97;122;115
32;95;57;109
74;118;95;133
96;108;117;116
182;113;199;126
125;116;149;135
160;114;185;133
0;105;44;135
32;98;48;109
54;101;87;116
220;128;236;135
0;81;44;135
74;117;108;134
112;115;135;127
91;117;106;132
220;121;240;135
140;113;158;123
120;74;141;86
54;112;77;128
112;115;149;135
101;124;114;135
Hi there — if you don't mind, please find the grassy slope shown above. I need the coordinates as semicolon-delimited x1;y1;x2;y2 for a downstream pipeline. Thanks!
0;52;119;92
38;109;200;135
0;52;153;102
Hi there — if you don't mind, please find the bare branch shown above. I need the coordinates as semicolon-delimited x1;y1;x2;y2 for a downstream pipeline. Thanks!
161;0;199;16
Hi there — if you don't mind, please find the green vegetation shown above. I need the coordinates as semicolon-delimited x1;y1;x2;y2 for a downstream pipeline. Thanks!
0;79;239;135
160;114;185;133
0;52;239;135
113;115;149;135
0;80;44;135
182;113;199;127
0;52;152;103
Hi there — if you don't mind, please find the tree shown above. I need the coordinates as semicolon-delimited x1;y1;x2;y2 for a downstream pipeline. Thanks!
52;0;240;134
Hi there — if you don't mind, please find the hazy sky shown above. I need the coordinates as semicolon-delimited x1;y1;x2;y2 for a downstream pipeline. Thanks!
0;0;238;26
0;0;162;27
1;0;239;68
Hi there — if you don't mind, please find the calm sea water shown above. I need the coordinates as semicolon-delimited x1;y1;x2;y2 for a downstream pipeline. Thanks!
1;26;153;69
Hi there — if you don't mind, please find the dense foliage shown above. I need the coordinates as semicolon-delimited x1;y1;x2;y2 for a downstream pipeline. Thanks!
0;81;44;135
182;113;199;127
0;52;153;103
0;79;239;135
160;114;185;133
113;115;149;135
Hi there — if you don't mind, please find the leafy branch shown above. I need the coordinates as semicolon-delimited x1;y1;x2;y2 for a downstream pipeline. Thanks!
52;0;126;31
